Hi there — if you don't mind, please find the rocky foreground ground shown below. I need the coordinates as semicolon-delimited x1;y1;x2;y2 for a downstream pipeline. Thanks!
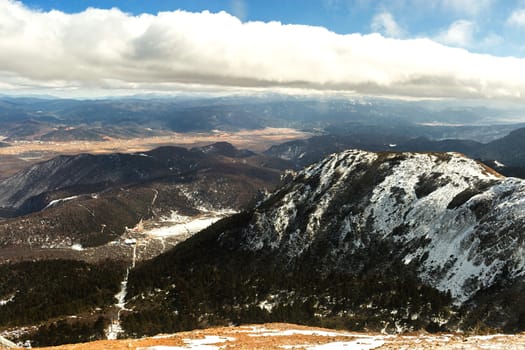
16;323;525;350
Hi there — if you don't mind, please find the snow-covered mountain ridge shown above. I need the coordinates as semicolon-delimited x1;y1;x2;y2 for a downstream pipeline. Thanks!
241;149;525;304
125;149;525;334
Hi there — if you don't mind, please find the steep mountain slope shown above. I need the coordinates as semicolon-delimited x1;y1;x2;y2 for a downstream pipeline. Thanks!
126;150;525;335
246;151;523;300
0;142;286;218
481;127;525;166
0;143;290;346
0;143;289;259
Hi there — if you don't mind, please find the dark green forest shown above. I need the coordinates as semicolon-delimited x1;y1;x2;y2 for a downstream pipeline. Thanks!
123;212;453;337
0;259;125;346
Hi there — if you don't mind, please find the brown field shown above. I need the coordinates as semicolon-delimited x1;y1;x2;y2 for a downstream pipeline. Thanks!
0;128;309;155
29;323;525;350
0;128;310;179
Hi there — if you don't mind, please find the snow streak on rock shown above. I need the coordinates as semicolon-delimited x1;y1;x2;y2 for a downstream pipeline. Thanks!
107;242;137;340
242;150;525;303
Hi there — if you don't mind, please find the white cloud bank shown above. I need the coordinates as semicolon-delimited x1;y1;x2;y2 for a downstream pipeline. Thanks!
1;0;525;100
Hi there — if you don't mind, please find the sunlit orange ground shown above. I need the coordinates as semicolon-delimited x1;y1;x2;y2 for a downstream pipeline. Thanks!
32;323;525;350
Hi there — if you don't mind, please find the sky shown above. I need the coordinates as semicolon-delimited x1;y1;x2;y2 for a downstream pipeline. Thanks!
1;0;525;100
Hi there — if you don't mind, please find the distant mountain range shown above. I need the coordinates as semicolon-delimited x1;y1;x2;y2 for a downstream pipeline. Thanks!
265;127;525;173
0;95;523;140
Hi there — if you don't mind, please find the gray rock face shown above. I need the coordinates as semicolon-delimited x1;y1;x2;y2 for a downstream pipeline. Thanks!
240;150;525;304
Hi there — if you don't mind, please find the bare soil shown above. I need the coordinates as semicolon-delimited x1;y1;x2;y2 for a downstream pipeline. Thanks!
29;323;525;350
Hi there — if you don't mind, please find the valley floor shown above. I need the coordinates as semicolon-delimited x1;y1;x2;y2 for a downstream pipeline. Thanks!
31;323;525;350
0;127;310;179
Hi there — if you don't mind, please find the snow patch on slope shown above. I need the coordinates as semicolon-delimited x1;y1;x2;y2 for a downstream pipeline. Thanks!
0;295;14;306
44;195;79;210
246;150;378;256
145;210;236;237
243;149;525;304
